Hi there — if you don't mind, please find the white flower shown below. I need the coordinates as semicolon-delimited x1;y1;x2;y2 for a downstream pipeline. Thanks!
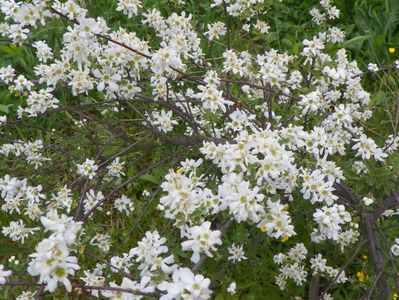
148;110;178;133
367;63;378;72
352;134;387;161
68;69;94;96
158;267;212;300
151;47;183;75
90;233;111;253
93;67;121;92
9;24;30;45
80;271;105;297
298;91;324;114
114;195;134;215
302;37;324;57
301;169;337;205
228;243;247;263
255;20;270;34
77;158;98;179
16;291;35;300
129;231;176;277
242;24;250;32
195;71;233;112
313;204;351;241
33;41;53;62
227;282;236;295
204;21;226;41
391;244;399;256
13;75;34;92
83;189;104;214
106;157;125;179
103;276;154;299
221;180;265;223
2;220;39;244
116;0;142;18
77;17;101;36
181;221;222;263
362;196;374;206
0;264;11;284
310;8;326;25
40;213;82;244
0;65;15;83
258;200;296;239
310;254;327;274
353;161;367;175
273;243;308;290
51;186;73;213
27;237;80;292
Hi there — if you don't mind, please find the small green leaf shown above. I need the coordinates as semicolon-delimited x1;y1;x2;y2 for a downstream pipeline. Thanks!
341;35;370;49
139;173;160;184
0;104;9;114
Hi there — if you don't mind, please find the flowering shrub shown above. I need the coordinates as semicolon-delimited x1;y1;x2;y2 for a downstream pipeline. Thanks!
0;0;399;299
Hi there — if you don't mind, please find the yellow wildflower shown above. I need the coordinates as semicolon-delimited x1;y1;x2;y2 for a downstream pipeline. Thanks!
356;271;367;282
281;236;289;242
389;47;396;54
362;255;368;260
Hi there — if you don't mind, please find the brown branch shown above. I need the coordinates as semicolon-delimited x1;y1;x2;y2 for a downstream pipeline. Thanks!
81;151;184;221
320;239;368;298
351;65;398;79
0;282;158;297
309;275;320;300
373;191;399;219
362;214;388;299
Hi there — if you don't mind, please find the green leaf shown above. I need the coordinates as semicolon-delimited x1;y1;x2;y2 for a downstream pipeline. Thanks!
0;44;21;55
0;104;9;114
341;35;370;49
139;173;160;184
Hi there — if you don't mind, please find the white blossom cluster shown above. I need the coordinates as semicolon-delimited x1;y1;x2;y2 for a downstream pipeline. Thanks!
310;254;348;283
82;231;213;299
195;70;233;112
312;204;352;242
0;139;50;169
129;230;176;276
27;212;82;292
147;110;178;133
273;243;308;290
309;0;340;25
181;221;222;263
0;175;45;217
211;0;274;17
